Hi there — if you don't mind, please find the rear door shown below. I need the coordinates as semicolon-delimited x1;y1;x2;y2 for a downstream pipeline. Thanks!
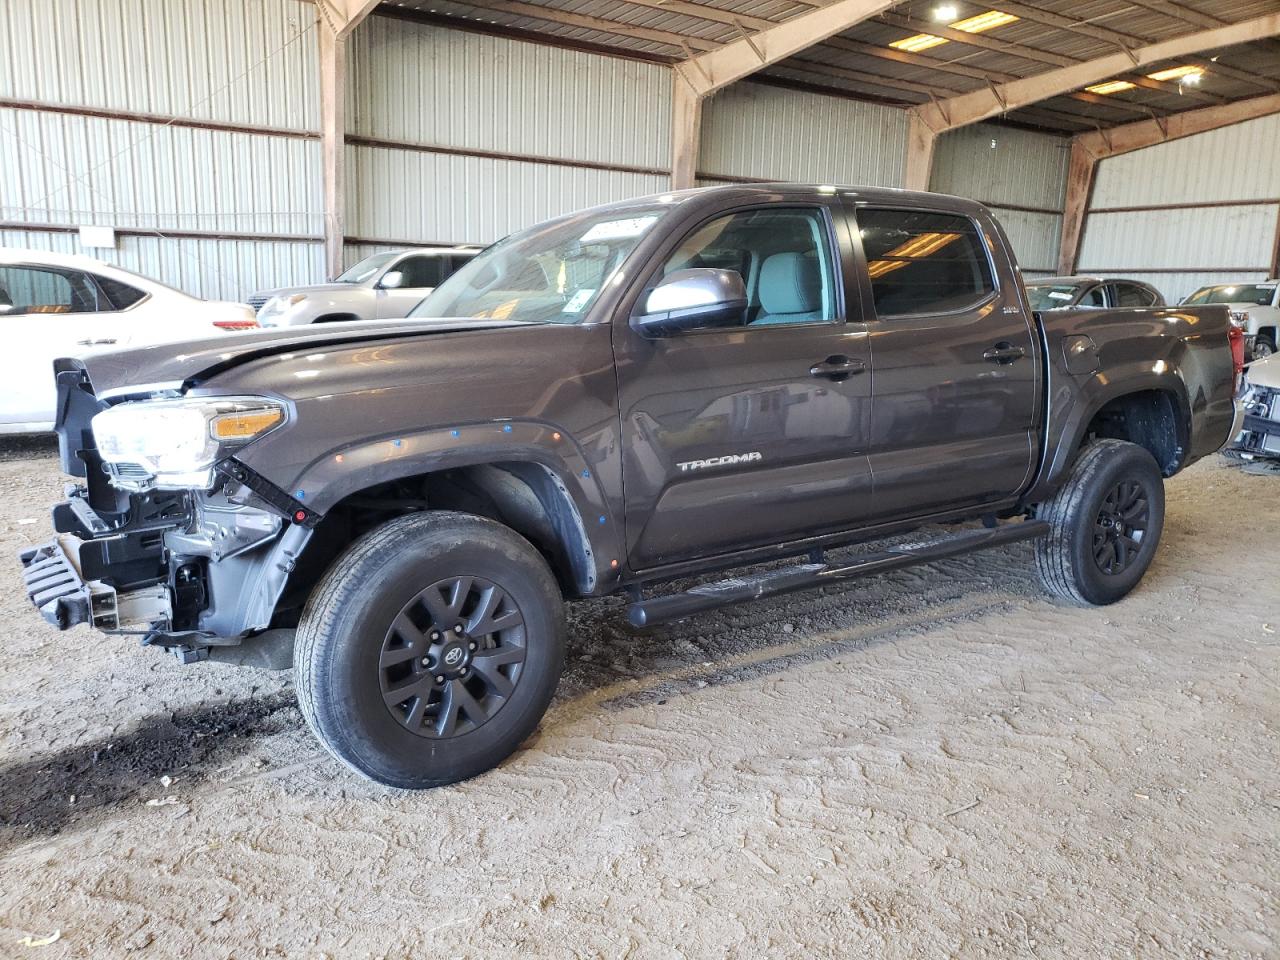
613;202;874;570
375;254;445;318
848;204;1039;520
2;264;131;427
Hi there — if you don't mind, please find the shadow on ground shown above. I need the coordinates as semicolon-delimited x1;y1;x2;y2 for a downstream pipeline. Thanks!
0;692;299;854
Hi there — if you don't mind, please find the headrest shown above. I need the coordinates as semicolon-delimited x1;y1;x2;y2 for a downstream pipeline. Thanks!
759;253;820;315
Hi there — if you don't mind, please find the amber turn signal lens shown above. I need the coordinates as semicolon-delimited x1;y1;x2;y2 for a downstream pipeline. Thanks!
210;409;284;440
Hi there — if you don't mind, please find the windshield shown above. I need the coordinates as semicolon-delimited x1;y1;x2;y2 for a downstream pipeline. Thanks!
1184;283;1275;306
336;252;398;284
411;206;670;324
1025;283;1082;311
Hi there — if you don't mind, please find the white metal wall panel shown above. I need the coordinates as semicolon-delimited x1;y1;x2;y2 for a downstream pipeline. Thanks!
347;143;668;245
698;83;906;186
989;208;1062;274
348;17;669;169
0;0;317;130
930;123;1069;211
1091;114;1280;208
1;107;321;235
1079;205;1278;271
1;228;322;301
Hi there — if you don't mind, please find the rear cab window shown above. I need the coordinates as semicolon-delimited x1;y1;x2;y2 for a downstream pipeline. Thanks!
854;208;995;318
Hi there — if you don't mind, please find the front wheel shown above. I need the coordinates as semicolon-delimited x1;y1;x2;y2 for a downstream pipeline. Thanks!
1252;336;1276;361
1033;439;1166;605
294;511;565;788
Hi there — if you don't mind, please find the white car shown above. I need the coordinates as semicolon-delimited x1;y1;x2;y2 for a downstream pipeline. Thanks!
1183;280;1279;360
2;248;258;434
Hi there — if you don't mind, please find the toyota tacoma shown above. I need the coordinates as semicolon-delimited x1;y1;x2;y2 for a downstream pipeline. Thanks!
20;185;1242;788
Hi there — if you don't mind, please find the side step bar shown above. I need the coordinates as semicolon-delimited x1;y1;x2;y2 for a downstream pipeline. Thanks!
626;518;1050;628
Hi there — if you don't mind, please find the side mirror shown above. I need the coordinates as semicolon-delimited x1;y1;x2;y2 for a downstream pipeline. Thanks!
379;270;404;289
633;268;747;337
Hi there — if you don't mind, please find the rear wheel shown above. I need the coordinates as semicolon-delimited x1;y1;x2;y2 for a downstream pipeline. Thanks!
295;511;565;788
1034;439;1165;605
1252;336;1276;361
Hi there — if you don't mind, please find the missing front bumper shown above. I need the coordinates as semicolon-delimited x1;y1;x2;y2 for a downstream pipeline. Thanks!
19;537;173;631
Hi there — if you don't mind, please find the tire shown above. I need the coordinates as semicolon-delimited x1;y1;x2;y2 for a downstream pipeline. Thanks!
1252;336;1276;361
1033;439;1165;606
295;510;565;789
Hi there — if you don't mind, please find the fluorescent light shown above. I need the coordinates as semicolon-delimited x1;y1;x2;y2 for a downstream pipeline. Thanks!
1085;80;1137;95
890;33;949;52
1147;64;1204;82
950;10;1018;32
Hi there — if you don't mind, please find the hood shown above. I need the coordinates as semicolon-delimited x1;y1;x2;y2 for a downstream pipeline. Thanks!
251;282;364;299
59;318;534;399
1247;352;1280;389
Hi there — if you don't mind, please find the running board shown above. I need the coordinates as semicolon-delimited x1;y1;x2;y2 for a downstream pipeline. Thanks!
626;519;1050;628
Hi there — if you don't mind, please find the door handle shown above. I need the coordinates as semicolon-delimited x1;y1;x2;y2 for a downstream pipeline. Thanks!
76;338;118;346
983;342;1026;364
809;355;865;382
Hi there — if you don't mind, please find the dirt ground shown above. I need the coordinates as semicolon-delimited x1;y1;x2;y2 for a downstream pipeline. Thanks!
0;438;1275;959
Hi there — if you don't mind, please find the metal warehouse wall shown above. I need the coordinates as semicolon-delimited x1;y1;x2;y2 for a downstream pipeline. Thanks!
1079;113;1280;303
698;83;906;187
0;0;323;300
344;17;669;255
930;123;1069;276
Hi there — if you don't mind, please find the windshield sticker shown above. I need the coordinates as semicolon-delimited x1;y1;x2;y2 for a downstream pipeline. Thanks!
579;216;658;242
1047;291;1073;300
562;289;596;313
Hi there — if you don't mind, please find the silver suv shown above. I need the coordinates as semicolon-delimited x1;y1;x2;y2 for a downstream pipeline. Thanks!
250;248;478;327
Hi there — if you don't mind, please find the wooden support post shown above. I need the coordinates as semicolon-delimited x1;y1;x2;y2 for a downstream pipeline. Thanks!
671;74;703;190
318;19;346;280
1058;140;1096;276
903;111;937;192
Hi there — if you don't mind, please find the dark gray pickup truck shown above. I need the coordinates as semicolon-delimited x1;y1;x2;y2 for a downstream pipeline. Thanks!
21;185;1242;788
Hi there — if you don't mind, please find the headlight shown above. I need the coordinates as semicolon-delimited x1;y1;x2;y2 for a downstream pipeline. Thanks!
92;397;286;490
258;293;306;318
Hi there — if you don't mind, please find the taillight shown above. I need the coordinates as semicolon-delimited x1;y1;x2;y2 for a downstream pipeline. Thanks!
214;319;259;331
1228;324;1245;388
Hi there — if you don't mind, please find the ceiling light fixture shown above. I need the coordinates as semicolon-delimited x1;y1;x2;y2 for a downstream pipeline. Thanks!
950;10;1018;32
1085;80;1137;95
890;33;949;52
933;4;958;20
1147;64;1205;82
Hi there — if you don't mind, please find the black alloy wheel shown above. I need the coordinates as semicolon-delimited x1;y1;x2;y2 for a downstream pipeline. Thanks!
1092;479;1150;576
379;576;527;739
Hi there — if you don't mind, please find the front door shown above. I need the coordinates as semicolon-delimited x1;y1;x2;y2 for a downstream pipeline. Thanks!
375;254;445;318
614;204;873;570
848;204;1039;520
3;264;131;429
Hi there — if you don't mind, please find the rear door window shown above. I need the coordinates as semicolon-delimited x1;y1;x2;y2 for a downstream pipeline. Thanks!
1111;283;1151;308
0;266;102;314
856;208;995;317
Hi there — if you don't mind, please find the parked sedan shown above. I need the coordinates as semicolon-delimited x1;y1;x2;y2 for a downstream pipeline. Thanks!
1024;276;1165;311
2;248;257;435
251;248;478;327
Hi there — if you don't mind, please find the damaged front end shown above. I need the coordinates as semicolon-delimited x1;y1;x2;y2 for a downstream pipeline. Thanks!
1229;357;1280;462
18;363;312;666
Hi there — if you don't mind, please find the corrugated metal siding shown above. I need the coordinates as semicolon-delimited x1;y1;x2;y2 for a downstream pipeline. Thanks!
930;123;1069;211
347;143;668;245
1;107;321;235
1091;114;1280;208
1080;205;1279;272
1;227;322;301
698;83;906;186
0;0;317;130
348;17;669;168
989;208;1062;274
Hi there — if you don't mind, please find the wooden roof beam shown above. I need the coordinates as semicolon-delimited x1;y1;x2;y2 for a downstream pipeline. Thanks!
912;14;1280;137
